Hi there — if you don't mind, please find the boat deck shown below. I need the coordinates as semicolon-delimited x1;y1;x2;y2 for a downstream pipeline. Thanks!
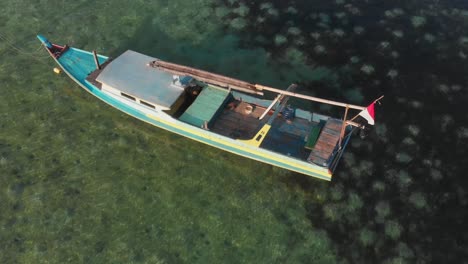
210;99;336;161
262;117;315;159
211;100;265;139
58;48;108;83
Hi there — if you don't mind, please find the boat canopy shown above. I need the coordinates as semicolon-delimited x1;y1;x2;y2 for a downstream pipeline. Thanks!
96;50;185;109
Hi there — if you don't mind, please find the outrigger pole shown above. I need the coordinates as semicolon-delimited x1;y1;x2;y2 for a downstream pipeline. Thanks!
254;84;365;110
149;60;264;96
149;59;367;110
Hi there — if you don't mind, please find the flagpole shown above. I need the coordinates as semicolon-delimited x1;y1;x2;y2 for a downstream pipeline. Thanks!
349;95;384;122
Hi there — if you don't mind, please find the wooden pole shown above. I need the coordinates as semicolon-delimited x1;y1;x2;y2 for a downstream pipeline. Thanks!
150;59;366;109
150;60;263;95
259;84;297;120
259;94;281;120
338;105;349;147
346;120;364;128
254;84;365;110
93;50;101;70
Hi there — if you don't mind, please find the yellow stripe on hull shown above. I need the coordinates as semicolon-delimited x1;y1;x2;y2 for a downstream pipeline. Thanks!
238;124;271;147
147;114;331;179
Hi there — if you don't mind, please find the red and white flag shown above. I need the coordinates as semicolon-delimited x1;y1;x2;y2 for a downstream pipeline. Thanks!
358;102;375;125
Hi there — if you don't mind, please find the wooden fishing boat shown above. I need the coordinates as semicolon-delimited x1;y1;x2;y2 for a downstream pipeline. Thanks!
37;35;379;181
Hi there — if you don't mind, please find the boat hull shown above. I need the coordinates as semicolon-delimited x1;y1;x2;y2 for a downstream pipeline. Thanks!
42;38;333;180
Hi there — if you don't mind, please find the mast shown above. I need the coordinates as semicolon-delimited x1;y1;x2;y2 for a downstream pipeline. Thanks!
338;106;349;147
92;50;101;70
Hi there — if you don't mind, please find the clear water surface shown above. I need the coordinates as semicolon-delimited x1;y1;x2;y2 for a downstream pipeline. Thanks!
1;1;467;263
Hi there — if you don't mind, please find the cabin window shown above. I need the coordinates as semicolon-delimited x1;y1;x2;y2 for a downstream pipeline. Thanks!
121;92;136;101
140;100;155;109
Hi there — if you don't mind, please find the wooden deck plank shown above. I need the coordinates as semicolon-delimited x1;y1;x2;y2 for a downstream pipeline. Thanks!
307;118;343;166
211;100;263;139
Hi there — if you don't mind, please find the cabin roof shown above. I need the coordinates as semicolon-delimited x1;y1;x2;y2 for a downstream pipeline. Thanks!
179;85;231;128
96;50;184;109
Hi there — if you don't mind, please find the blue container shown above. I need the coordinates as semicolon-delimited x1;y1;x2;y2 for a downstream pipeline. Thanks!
283;106;295;121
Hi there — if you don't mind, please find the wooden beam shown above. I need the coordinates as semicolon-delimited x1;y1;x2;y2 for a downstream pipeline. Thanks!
152;60;372;110
156;66;263;95
259;94;281;120
149;60;263;95
254;84;366;110
150;58;366;109
338;106;349;147
259;84;297;120
346;120;364;128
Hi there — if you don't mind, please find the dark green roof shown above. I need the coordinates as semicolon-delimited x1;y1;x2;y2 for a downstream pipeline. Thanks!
179;86;231;127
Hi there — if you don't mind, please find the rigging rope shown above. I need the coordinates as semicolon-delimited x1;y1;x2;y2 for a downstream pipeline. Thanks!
0;32;48;55
0;32;52;65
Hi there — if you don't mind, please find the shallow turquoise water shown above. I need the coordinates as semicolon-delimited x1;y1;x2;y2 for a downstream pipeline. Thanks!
2;0;468;263
0;1;337;263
